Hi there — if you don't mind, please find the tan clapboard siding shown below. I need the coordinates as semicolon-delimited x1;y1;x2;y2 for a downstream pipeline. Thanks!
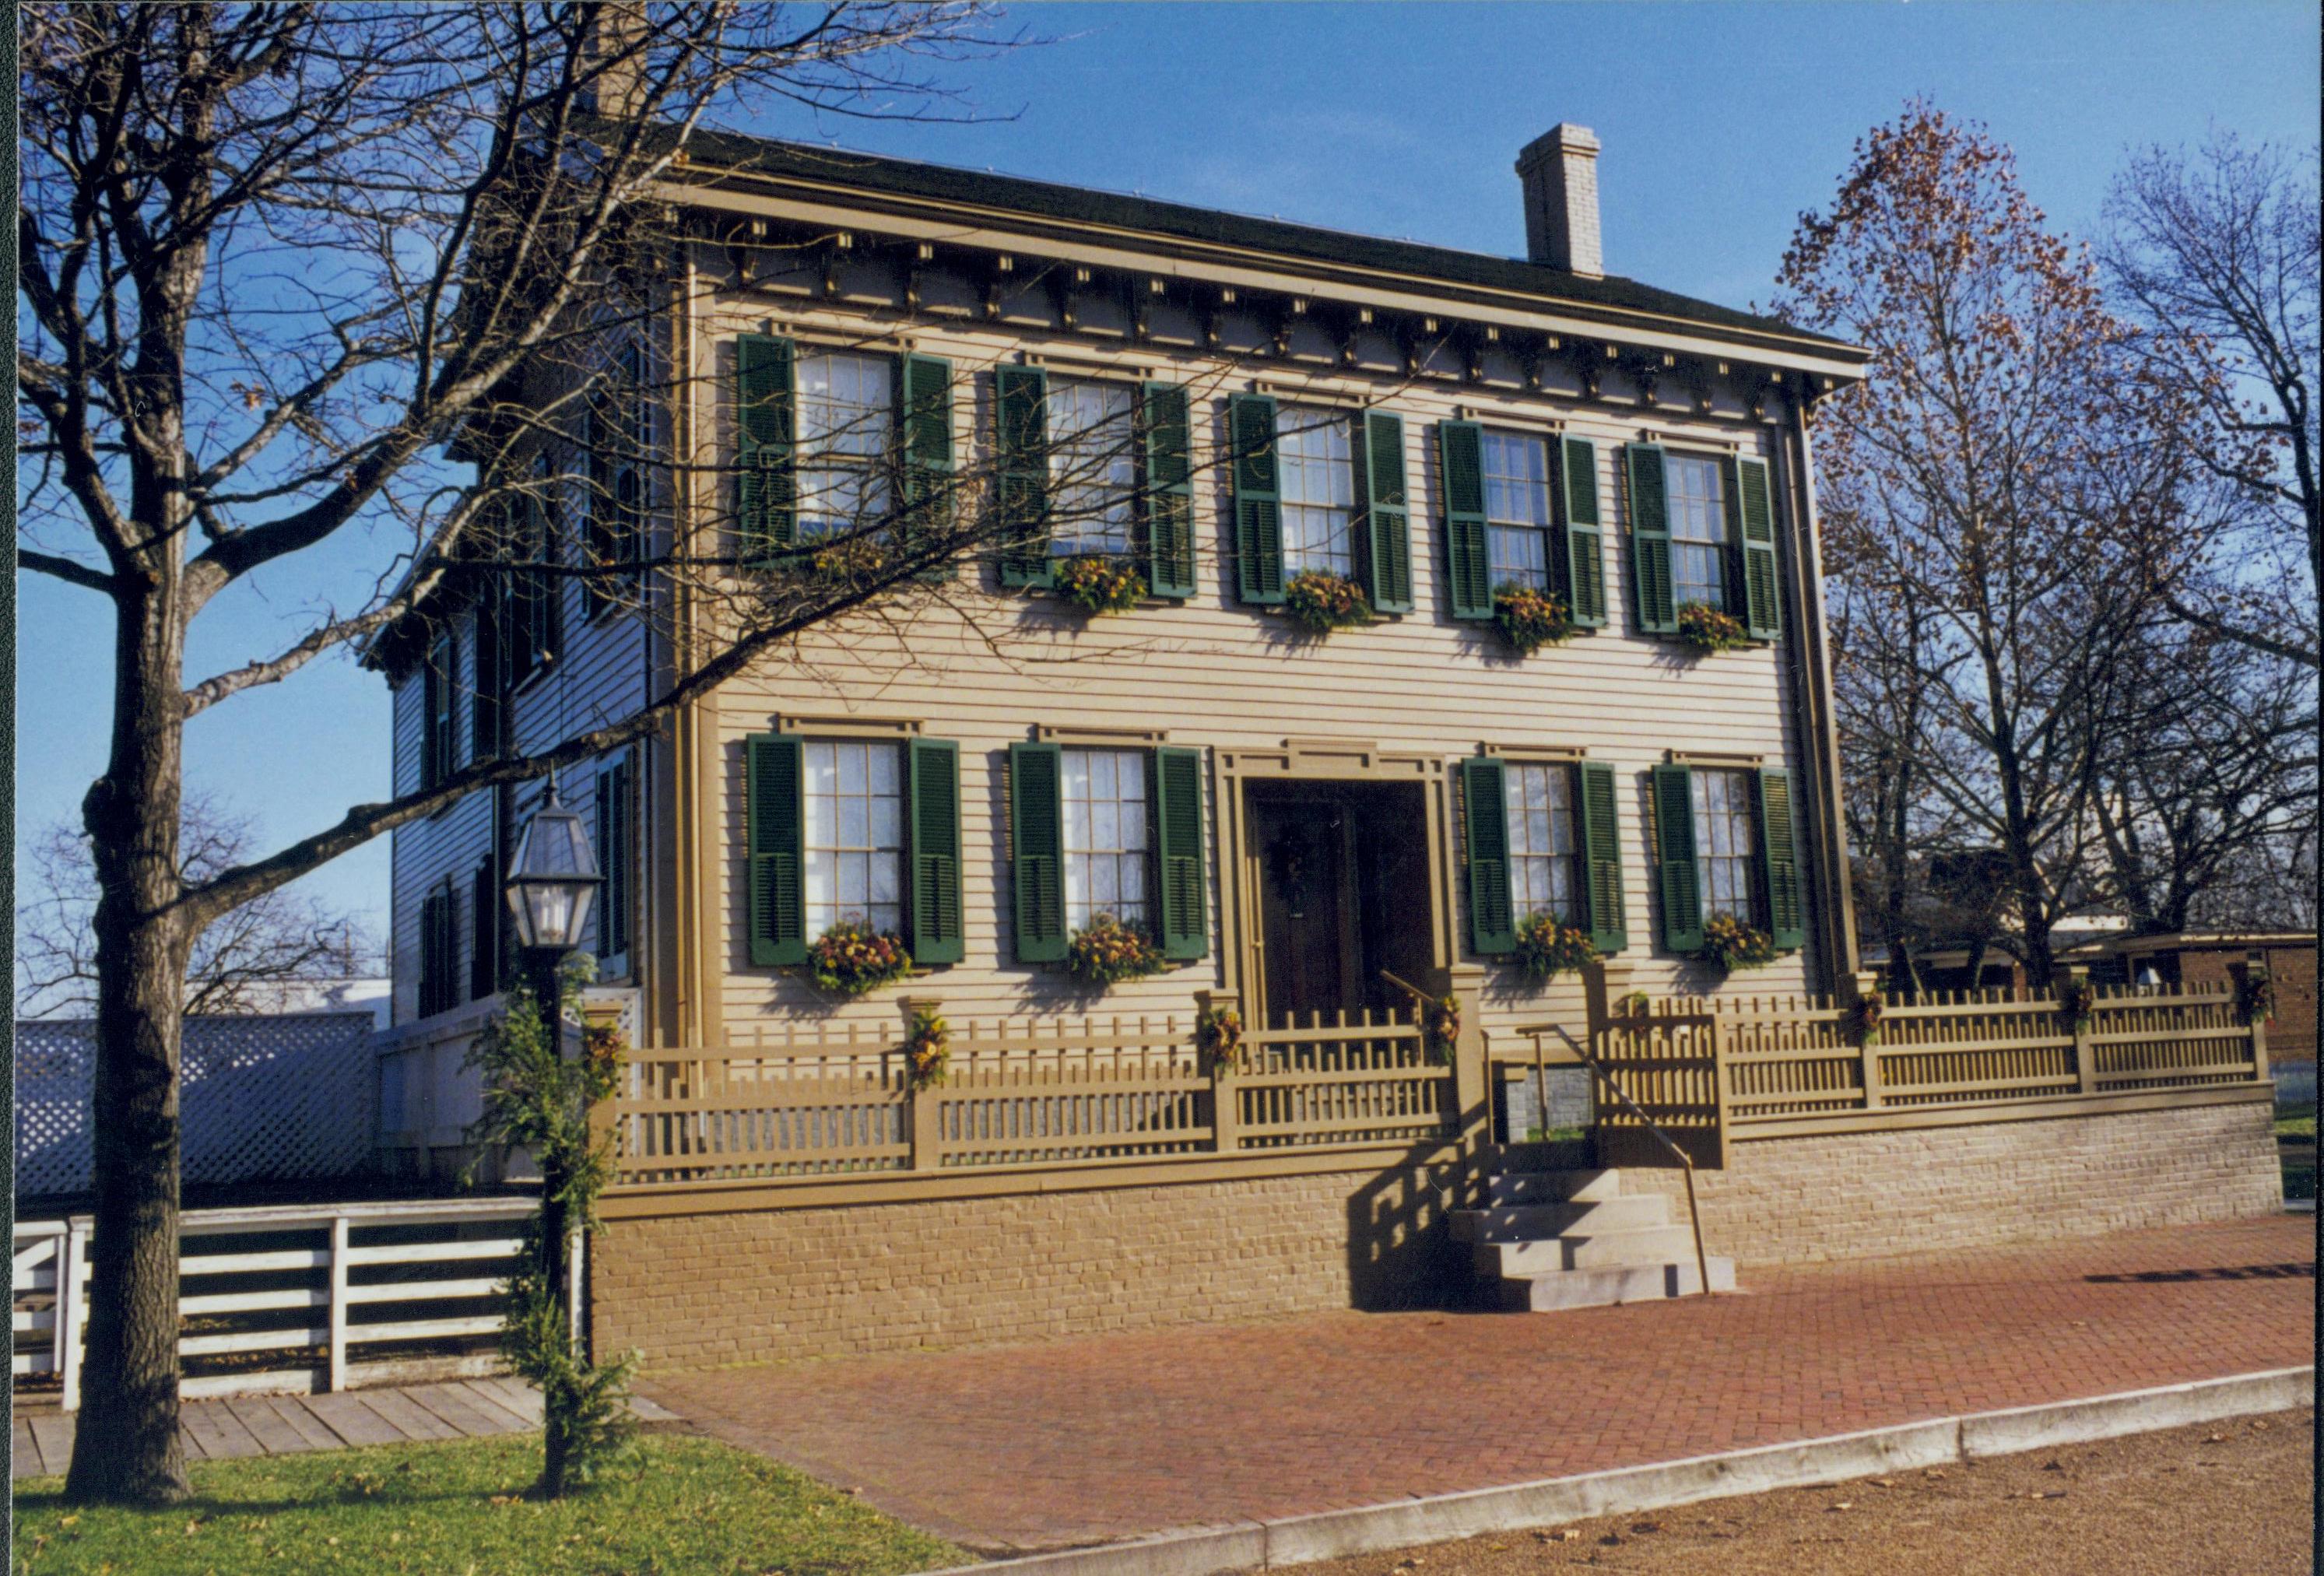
691;304;1811;1045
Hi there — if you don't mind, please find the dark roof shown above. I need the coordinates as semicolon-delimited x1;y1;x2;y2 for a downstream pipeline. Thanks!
664;126;1863;361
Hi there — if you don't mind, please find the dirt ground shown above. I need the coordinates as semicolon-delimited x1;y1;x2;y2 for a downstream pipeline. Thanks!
1268;1409;2316;1576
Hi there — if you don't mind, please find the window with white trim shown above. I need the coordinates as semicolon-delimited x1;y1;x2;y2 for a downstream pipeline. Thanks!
1276;410;1354;577
1048;379;1136;556
1504;762;1581;923
1483;431;1553;591
1062;747;1149;931
1691;767;1757;922
802;739;904;935
1666;454;1727;610
796;351;892;540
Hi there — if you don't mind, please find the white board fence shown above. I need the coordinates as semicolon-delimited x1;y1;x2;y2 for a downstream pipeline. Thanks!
16;1012;377;1198
13;1198;569;1408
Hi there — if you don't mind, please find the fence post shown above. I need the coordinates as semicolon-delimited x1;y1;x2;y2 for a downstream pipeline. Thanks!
1842;967;1885;1111
1197;990;1239;1154
327;1213;350;1392
58;1216;88;1413
2228;961;2273;1086
2063;965;2098;1095
902;997;941;1171
1445;964;1490;1181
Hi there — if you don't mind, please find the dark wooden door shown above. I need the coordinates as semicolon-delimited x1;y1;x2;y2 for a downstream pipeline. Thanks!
1252;795;1360;1027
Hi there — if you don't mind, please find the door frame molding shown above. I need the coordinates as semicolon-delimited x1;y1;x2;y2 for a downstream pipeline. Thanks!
1213;739;1455;1025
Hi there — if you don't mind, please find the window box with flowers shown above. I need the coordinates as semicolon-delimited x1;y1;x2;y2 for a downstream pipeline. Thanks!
1054;554;1148;617
1283;570;1371;635
1674;602;1751;655
1065;914;1167;988
1699;914;1776;974
1512;911;1599;982
807;919;915;996
1492;583;1574;658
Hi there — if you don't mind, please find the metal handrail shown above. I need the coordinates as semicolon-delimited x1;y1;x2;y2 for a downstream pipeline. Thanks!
1511;1020;1714;1299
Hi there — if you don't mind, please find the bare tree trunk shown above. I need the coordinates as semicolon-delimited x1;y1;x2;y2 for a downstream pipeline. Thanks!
67;583;191;1503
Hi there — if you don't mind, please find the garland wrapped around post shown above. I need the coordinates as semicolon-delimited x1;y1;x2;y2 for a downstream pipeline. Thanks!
464;956;636;1498
1196;1002;1244;1076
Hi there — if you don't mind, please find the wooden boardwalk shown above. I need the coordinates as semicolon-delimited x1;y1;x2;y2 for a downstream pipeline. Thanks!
12;1381;676;1479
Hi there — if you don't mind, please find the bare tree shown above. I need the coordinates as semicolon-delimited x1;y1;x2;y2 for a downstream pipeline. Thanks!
2100;132;2321;669
18;796;374;1020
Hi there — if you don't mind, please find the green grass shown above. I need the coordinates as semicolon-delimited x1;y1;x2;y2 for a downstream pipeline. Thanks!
12;1433;967;1576
2274;1107;2314;1140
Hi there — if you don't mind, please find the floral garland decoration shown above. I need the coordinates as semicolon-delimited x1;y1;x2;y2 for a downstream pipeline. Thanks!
2235;971;2277;1027
2058;975;2097;1032
1055;555;1147;616
808;919;914;996
1283;570;1371;634
1849;988;1886;1046
1618;990;1652;1019
1403;990;1460;1061
901;1007;949;1090
1674;602;1750;655
1491;583;1574;657
1065;914;1167;987
1195;1002;1244;1076
1512;911;1599;982
1700;914;1777;974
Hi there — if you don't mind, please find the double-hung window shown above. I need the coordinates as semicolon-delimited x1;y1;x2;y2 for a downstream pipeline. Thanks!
418;879;460;1018
802;739;904;935
1483;432;1554;592
1276;411;1355;577
595;751;636;974
1047;381;1136;557
1061;748;1150;931
1666;454;1728;612
796;351;893;541
584;342;648;618
420;632;456;792
1505;762;1582;924
1691;767;1758;922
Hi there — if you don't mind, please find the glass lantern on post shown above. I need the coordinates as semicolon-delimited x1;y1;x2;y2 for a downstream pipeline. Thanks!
504;778;603;1031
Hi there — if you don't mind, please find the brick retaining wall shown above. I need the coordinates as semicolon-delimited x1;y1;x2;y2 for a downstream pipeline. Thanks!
1624;1100;2283;1265
592;1160;1463;1369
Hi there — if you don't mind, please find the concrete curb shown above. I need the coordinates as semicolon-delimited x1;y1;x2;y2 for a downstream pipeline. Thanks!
918;1366;2315;1575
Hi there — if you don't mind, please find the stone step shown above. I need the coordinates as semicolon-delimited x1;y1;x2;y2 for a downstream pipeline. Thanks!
1481;1169;1623;1206
1452;1195;1672;1246
1495;1256;1737;1311
1470;1223;1703;1271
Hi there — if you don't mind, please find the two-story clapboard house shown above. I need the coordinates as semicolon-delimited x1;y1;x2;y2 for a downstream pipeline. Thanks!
369;121;2281;1366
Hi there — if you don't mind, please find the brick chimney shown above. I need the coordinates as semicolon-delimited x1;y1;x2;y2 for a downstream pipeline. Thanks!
1515;125;1603;278
581;2;648;120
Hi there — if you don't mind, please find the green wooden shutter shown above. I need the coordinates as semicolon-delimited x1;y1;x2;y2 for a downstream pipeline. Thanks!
735;333;795;567
1152;746;1208;960
1461;756;1516;956
1733;456;1782;640
1354;410;1413;612
1438;421;1492;620
1575;761;1627;956
1757;767;1805;951
1652;763;1703;953
907;737;964;964
1228;393;1283;604
898;353;955;581
472;589;503;761
993;366;1052;588
582;408;607;618
746;732;806;967
1009;742;1067;962
1560;436;1607;628
1143;382;1196;599
1627;444;1676;634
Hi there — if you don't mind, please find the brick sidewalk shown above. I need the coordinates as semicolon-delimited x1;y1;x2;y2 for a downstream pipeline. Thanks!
638;1215;2315;1553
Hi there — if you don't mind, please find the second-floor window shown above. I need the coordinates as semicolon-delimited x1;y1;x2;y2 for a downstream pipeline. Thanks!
421;631;456;791
802;739;904;935
797;351;892;540
1691;767;1757;922
1062;747;1149;931
1505;762;1581;923
584;342;648;618
1048;380;1136;556
1483;432;1553;591
1666;453;1728;611
1277;411;1354;577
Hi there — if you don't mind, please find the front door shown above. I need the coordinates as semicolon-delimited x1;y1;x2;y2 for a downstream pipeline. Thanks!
1248;780;1435;1028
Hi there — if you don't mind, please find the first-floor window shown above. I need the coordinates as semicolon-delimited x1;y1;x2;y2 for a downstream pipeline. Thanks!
419;879;460;1018
1505;762;1580;922
1062;747;1149;930
1277;409;1354;577
1691;767;1757;921
803;739;903;935
1483;431;1553;591
796;350;892;539
1048;378;1136;556
469;856;500;1001
595;751;636;971
1666;452;1727;610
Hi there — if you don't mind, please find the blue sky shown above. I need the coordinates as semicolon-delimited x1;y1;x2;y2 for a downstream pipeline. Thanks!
16;1;2319;954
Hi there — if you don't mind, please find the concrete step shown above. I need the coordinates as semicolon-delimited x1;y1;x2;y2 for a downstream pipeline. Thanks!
1452;1195;1672;1245
1481;1169;1622;1206
1495;1256;1737;1311
1471;1223;1704;1271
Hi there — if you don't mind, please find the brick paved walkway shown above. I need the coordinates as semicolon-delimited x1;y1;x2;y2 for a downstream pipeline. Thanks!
639;1215;2316;1553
